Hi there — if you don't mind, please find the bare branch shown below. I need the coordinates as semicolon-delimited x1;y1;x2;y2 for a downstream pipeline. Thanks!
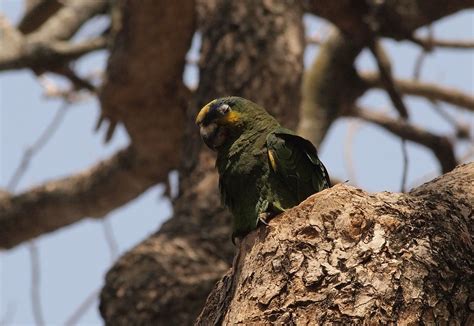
64;289;100;326
429;100;471;140
306;0;474;41
0;36;107;72
362;73;474;112
7;102;68;191
413;26;433;81
347;107;457;173
27;0;108;43
38;74;91;102
0;1;107;72
18;0;63;34
0;147;160;249
5;99;68;326
412;36;474;50
367;40;410;191
64;218;117;325
368;41;409;118
55;66;98;93
102;218;119;262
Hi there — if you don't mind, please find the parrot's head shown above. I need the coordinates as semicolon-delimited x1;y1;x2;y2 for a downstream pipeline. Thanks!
195;96;274;150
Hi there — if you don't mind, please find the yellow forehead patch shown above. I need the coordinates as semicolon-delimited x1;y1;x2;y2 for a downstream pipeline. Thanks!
195;100;241;126
195;103;211;125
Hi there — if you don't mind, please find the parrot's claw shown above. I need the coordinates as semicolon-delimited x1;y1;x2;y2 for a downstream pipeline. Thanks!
258;212;271;226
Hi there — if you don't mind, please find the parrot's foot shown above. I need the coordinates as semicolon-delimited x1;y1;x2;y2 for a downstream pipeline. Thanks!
231;231;245;246
258;212;273;226
231;233;239;246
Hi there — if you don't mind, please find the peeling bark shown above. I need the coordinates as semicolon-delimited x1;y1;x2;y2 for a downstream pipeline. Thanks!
197;163;473;324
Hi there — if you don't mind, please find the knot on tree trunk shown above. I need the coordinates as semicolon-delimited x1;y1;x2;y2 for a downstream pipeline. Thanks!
197;163;473;325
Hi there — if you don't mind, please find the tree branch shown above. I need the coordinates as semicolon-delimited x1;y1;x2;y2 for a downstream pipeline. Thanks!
347;107;457;173
0;31;107;71
368;41;409;118
0;147;160;249
367;40;410;191
306;0;474;41
18;0;63;34
0;7;107;73
362;72;474;112
412;36;474;50
27;0;108;43
298;27;365;146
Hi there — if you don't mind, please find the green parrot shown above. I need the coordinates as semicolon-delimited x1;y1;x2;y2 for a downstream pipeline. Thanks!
196;96;330;242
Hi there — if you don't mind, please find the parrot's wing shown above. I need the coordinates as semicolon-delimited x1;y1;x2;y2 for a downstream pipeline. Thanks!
266;128;330;202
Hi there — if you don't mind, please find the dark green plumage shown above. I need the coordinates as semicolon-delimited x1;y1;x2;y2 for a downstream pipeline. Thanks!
196;96;330;241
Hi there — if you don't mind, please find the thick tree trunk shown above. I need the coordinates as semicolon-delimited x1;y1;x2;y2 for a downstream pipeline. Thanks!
196;163;474;325
99;1;304;324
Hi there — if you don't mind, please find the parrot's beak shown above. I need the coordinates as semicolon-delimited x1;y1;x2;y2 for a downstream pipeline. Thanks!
199;122;227;150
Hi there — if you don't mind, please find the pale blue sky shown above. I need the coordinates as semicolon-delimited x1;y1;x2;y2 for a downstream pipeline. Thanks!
0;1;472;324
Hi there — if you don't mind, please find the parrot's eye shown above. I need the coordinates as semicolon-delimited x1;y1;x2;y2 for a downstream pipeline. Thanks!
218;104;231;115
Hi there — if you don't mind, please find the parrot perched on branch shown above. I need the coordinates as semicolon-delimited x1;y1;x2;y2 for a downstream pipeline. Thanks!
196;96;330;243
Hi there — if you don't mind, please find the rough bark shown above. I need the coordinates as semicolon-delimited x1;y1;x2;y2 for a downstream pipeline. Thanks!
196;163;473;325
99;0;304;324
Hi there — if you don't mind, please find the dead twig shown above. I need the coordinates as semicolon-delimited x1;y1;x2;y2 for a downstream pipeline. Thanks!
411;36;474;50
413;27;433;81
7;102;68;191
5;101;69;326
64;217;118;325
64;289;100;326
368;41;409;119
102;218;119;262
